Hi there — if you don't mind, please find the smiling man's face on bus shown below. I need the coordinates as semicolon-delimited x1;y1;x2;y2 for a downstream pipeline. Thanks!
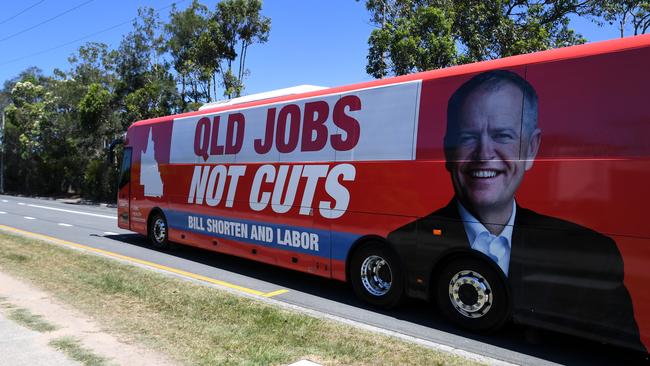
445;79;541;219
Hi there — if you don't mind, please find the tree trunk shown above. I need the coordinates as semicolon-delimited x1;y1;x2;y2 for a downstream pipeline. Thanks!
207;76;212;102
181;73;187;109
213;73;217;99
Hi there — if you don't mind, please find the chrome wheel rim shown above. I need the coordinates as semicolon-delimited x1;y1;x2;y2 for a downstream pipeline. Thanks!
449;270;493;318
153;218;167;244
360;255;392;296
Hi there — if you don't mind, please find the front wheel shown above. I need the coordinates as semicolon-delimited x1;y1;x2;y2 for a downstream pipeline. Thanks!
148;212;171;250
350;242;404;309
435;257;509;332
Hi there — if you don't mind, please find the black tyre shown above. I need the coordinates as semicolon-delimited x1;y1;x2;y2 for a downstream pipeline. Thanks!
436;256;509;333
148;211;171;250
349;242;404;309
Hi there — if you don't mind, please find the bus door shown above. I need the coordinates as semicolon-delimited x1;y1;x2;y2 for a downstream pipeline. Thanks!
117;147;132;230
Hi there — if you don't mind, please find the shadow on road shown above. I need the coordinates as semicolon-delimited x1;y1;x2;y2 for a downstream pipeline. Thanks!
103;233;649;366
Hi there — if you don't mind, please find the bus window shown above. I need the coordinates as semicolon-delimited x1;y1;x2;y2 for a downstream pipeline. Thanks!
118;148;132;189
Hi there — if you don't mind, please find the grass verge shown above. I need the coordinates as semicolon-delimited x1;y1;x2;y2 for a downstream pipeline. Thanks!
49;336;110;366
7;307;58;332
0;231;481;366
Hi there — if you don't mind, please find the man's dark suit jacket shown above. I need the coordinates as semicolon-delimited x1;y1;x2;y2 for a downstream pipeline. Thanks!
387;199;644;351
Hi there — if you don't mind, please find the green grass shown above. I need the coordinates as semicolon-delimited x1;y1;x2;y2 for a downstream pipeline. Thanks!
49;336;110;366
7;307;58;332
0;231;482;366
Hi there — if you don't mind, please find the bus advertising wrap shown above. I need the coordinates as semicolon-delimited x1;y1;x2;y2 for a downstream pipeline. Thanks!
120;36;650;352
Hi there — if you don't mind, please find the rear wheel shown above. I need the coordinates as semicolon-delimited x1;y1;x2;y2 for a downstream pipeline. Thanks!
148;212;171;250
350;242;404;309
436;257;509;332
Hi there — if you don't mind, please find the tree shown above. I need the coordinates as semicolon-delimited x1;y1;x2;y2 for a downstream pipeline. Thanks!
67;42;116;87
361;0;590;77
214;0;271;98
165;0;270;103
366;4;456;77
78;83;111;134
2;69;67;194
590;1;650;37
62;42;119;195
116;8;165;94
124;70;179;122
116;7;180;123
166;0;210;107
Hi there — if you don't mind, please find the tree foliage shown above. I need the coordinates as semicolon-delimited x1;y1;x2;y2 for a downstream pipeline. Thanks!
0;1;271;200
166;0;270;102
215;0;271;98
362;0;593;77
166;0;211;106
590;0;650;37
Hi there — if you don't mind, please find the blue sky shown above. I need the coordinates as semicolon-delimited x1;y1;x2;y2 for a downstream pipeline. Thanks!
0;0;621;96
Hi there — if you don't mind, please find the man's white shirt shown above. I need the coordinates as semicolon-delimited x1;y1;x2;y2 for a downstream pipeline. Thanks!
457;201;516;276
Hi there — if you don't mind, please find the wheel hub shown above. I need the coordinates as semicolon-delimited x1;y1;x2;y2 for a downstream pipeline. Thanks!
449;270;493;318
360;255;393;296
153;218;167;243
458;283;479;305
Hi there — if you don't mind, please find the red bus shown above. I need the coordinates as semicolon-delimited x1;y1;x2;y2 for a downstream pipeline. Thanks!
117;35;650;352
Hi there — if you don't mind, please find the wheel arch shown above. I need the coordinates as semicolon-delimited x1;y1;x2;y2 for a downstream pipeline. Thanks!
146;207;165;233
345;234;404;284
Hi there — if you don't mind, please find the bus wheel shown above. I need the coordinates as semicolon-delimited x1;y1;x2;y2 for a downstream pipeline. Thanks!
350;242;403;309
435;257;509;332
148;212;170;250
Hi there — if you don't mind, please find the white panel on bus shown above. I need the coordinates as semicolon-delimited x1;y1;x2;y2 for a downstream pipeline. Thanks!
169;80;421;165
170;115;202;165
335;80;420;162
237;106;279;163
276;94;339;163
170;113;238;165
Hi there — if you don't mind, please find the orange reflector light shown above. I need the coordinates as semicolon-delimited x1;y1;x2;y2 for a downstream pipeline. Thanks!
433;229;442;236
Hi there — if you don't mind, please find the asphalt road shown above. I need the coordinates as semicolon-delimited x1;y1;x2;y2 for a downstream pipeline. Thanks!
0;194;647;366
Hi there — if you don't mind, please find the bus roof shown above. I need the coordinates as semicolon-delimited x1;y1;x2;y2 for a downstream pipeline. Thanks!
198;85;328;110
131;33;650;128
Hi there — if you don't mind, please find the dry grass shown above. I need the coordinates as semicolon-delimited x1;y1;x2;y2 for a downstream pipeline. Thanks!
6;307;58;332
0;231;482;366
49;336;111;366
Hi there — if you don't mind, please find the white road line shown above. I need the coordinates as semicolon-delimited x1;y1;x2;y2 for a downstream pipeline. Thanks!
18;202;26;206
58;223;73;227
26;204;116;219
1;199;8;203
0;211;6;214
103;231;119;235
24;216;35;220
